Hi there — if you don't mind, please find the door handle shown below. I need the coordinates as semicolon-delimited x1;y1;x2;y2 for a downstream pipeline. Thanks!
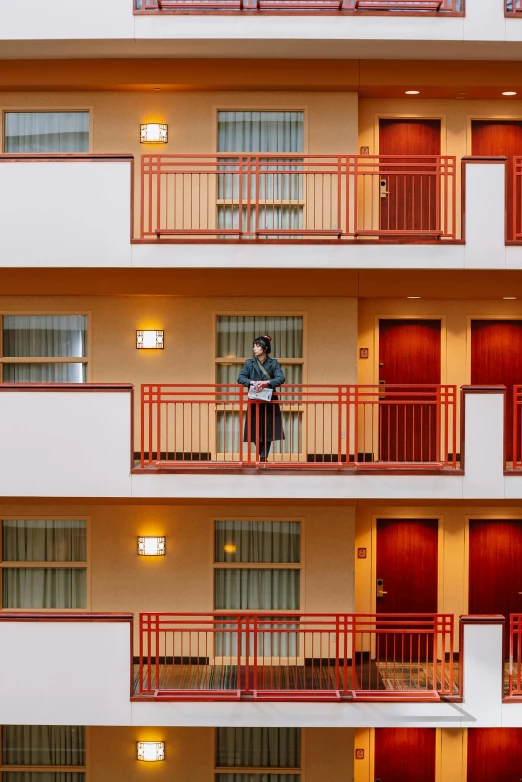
380;179;390;198
377;578;388;598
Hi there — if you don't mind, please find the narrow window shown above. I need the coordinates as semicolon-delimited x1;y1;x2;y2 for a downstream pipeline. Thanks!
4;112;89;154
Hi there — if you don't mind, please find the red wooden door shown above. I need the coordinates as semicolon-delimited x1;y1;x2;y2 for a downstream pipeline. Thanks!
469;519;522;657
377;519;438;660
379;119;441;236
467;729;522;782
374;728;436;782
379;319;441;462
470;320;522;463
471;121;522;240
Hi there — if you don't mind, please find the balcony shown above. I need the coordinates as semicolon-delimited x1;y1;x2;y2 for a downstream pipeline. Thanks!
136;0;463;13
139;383;458;470
506;1;522;16
137;611;457;702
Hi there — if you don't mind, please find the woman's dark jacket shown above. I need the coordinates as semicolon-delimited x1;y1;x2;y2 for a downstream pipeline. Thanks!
237;357;285;443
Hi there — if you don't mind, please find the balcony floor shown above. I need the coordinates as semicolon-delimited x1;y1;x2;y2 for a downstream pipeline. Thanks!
133;660;459;699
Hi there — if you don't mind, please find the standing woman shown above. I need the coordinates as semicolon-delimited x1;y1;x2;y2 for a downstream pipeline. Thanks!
237;335;285;461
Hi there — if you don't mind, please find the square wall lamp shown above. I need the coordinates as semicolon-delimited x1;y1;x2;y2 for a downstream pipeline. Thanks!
137;741;165;762
137;536;166;556
136;330;164;349
140;123;168;144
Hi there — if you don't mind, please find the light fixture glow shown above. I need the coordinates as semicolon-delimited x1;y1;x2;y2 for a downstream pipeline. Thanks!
224;543;237;554
405;90;420;95
407;296;421;299
136;330;164;350
137;742;165;762
137;537;166;556
503;91;517;96
140;123;168;143
503;296;517;300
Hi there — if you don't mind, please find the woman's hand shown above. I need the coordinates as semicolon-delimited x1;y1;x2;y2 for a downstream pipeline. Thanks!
253;380;270;392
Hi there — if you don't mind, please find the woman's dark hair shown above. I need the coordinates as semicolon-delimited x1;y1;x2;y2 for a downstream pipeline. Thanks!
253;335;272;354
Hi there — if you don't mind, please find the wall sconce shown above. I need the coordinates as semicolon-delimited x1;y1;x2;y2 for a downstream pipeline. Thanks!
138;536;166;556
137;741;165;762
136;330;164;349
140;123;168;144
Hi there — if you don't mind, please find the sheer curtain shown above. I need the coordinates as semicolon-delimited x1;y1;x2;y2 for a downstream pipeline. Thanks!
2;520;87;609
217;111;304;235
216;316;303;360
2;774;86;782
4;113;89;153
2;726;86;767
215;521;300;563
2;315;87;383
216;727;301;773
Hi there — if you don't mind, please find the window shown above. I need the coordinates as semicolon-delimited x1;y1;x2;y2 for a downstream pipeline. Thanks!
0;725;86;782
215;727;301;782
217;111;304;238
216;316;303;455
214;520;301;655
4;112;89;154
0;520;88;610
0;315;88;383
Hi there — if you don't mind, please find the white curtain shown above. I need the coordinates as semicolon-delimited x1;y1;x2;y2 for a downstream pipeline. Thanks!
216;727;301;768
2;316;87;358
4;113;89;154
2;520;87;609
215;521;300;563
1;726;86;767
215;569;300;611
216;316;303;359
2;774;86;782
217;111;304;235
2;364;86;383
2;520;86;562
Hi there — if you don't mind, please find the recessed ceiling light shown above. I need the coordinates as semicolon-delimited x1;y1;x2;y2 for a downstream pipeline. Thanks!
502;91;517;96
407;296;421;299
405;90;420;95
459;92;466;95
503;296;517;300
153;87;161;91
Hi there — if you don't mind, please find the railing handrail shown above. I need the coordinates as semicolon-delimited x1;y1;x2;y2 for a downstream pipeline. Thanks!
136;0;463;13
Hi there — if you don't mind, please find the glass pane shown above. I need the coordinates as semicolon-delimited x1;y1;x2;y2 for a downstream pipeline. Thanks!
215;521;300;563
1;726;86;766
3;316;88;358
214;569;300;610
216;316;303;359
2;364;87;383
4;112;89;154
215;775;300;782
2;520;87;562
217;111;304;154
216;727;301;768
2;775;86;782
216;363;302;385
2;569;87;609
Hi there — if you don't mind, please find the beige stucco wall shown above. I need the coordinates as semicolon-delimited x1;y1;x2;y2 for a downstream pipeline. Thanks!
89;726;354;782
0;502;355;633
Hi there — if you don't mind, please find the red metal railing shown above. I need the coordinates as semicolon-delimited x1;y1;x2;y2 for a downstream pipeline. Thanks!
513;157;522;240
139;383;457;470
138;612;455;700
512;386;522;469
136;0;462;12
506;1;522;16
508;614;522;695
140;154;457;242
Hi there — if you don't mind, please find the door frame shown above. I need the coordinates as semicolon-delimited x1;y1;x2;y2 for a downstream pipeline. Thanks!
374;114;447;156
370;514;445;614
373;315;448;386
466;315;522;384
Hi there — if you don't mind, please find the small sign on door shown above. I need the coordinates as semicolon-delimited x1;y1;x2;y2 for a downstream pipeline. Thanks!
357;547;367;559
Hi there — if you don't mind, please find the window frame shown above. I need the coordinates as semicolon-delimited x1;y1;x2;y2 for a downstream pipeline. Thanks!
0;516;91;613
212;516;305;614
0;725;90;780
213;726;304;780
214;311;307;384
2;109;93;155
0;312;91;384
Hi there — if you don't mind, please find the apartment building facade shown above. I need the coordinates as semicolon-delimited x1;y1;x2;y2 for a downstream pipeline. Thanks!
3;2;522;781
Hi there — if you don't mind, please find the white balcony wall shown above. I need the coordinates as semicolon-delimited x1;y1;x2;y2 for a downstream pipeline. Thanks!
0;158;132;267
0;618;132;725
0;616;518;728
0;386;132;497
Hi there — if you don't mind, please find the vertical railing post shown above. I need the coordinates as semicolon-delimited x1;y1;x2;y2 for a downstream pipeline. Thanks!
238;385;244;465
435;385;441;463
513;387;519;470
139;613;144;695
